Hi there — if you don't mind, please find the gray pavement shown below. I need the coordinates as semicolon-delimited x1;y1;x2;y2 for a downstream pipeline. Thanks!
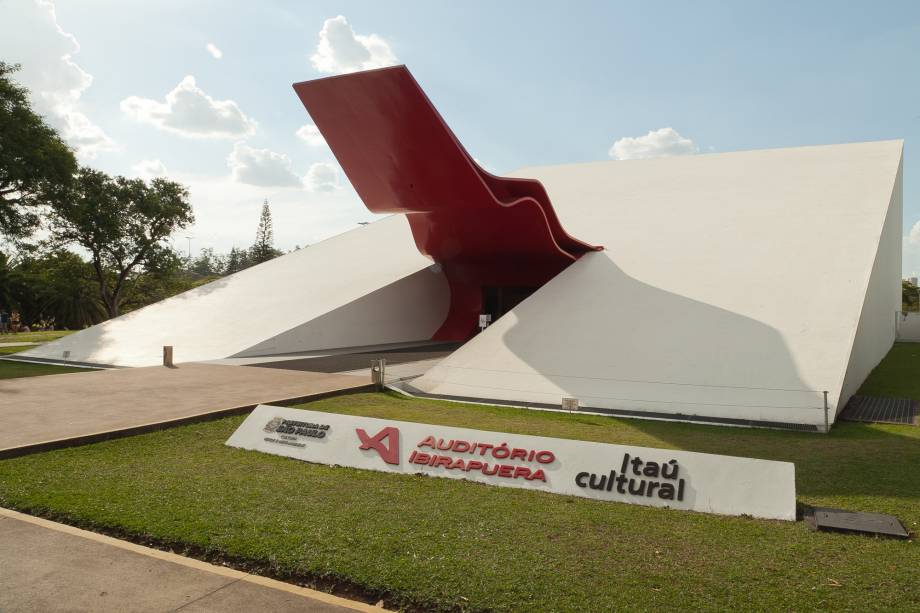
0;509;377;612
0;363;371;456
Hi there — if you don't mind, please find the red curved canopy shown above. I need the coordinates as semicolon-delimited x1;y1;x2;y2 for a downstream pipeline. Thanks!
293;66;601;339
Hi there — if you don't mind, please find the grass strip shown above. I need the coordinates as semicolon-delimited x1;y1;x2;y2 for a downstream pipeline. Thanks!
0;392;917;612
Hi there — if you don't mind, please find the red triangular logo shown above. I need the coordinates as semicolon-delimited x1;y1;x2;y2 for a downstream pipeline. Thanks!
356;426;400;465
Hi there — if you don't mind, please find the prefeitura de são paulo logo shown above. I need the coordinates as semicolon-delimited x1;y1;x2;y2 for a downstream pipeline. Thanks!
263;417;284;433
262;416;330;449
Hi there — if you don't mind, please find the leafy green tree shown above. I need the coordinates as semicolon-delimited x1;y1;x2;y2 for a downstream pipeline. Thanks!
39;251;105;328
3;257;42;327
0;251;15;312
4;251;103;329
0;62;77;238
903;279;919;312
121;248;198;313
249;199;282;265
225;246;250;274
48;168;194;318
188;247;226;277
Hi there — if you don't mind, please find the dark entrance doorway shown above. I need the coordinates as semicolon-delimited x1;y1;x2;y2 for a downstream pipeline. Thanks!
481;286;538;323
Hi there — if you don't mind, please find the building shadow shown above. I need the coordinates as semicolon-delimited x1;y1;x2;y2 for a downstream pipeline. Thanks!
481;253;918;501
441;251;829;428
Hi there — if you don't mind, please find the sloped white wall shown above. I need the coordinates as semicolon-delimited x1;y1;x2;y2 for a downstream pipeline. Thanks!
19;215;441;366
415;251;829;426
414;141;904;428
235;267;448;357
837;158;903;411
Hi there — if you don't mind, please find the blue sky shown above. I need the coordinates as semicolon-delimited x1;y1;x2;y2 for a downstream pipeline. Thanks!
2;1;919;272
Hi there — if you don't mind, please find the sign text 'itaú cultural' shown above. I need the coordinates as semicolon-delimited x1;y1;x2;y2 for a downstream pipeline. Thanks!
226;405;796;520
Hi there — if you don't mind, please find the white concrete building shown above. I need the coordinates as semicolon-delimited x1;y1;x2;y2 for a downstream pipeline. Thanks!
18;140;903;431
411;140;904;431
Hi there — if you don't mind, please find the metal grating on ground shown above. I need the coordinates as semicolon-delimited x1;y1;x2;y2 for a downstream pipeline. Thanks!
808;507;910;539
840;395;918;425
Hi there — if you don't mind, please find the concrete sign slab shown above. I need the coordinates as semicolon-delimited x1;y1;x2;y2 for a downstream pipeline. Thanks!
226;405;797;521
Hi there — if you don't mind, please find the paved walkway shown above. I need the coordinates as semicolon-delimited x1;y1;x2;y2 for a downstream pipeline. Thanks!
0;342;38;348
0;363;371;456
0;508;379;612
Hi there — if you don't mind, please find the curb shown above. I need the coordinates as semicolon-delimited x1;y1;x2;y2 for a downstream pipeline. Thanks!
0;507;386;612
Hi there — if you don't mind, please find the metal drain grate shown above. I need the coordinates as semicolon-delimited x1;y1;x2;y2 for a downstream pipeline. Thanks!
809;507;910;539
840;395;918;425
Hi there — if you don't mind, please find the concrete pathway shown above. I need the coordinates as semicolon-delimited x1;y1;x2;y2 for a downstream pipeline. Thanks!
0;363;371;456
0;342;38;348
0;508;380;612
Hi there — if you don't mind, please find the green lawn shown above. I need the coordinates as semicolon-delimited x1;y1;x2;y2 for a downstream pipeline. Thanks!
0;359;87;379
0;330;74;344
0;330;85;377
0;392;917;612
857;342;920;400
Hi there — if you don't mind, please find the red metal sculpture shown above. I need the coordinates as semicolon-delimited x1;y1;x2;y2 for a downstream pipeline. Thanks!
293;66;601;340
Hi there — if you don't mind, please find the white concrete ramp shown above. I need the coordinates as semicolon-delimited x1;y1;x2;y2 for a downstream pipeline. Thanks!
19;215;448;367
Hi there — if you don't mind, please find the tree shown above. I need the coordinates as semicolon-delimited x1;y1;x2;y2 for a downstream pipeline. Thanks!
6;251;104;329
38;251;105;329
121;247;197;313
225;246;250;274
249;199;282;265
0;62;77;238
0;251;14;312
187;247;225;277
904;279;919;313
48;168;194;318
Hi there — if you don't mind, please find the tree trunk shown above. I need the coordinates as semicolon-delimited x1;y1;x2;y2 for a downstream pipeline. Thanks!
92;259;119;319
102;283;121;318
99;292;118;319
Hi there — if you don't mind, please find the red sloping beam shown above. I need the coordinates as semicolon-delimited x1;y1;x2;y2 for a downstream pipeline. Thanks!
293;65;601;340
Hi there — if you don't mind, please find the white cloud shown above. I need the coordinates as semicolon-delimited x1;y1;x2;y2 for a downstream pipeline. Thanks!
176;172;372;254
296;124;326;146
909;220;920;246
310;15;397;74
121;76;257;138
608;127;699;160
304;162;339;192
227;143;341;192
0;0;116;158
227;142;302;188
206;43;223;59
132;159;168;181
